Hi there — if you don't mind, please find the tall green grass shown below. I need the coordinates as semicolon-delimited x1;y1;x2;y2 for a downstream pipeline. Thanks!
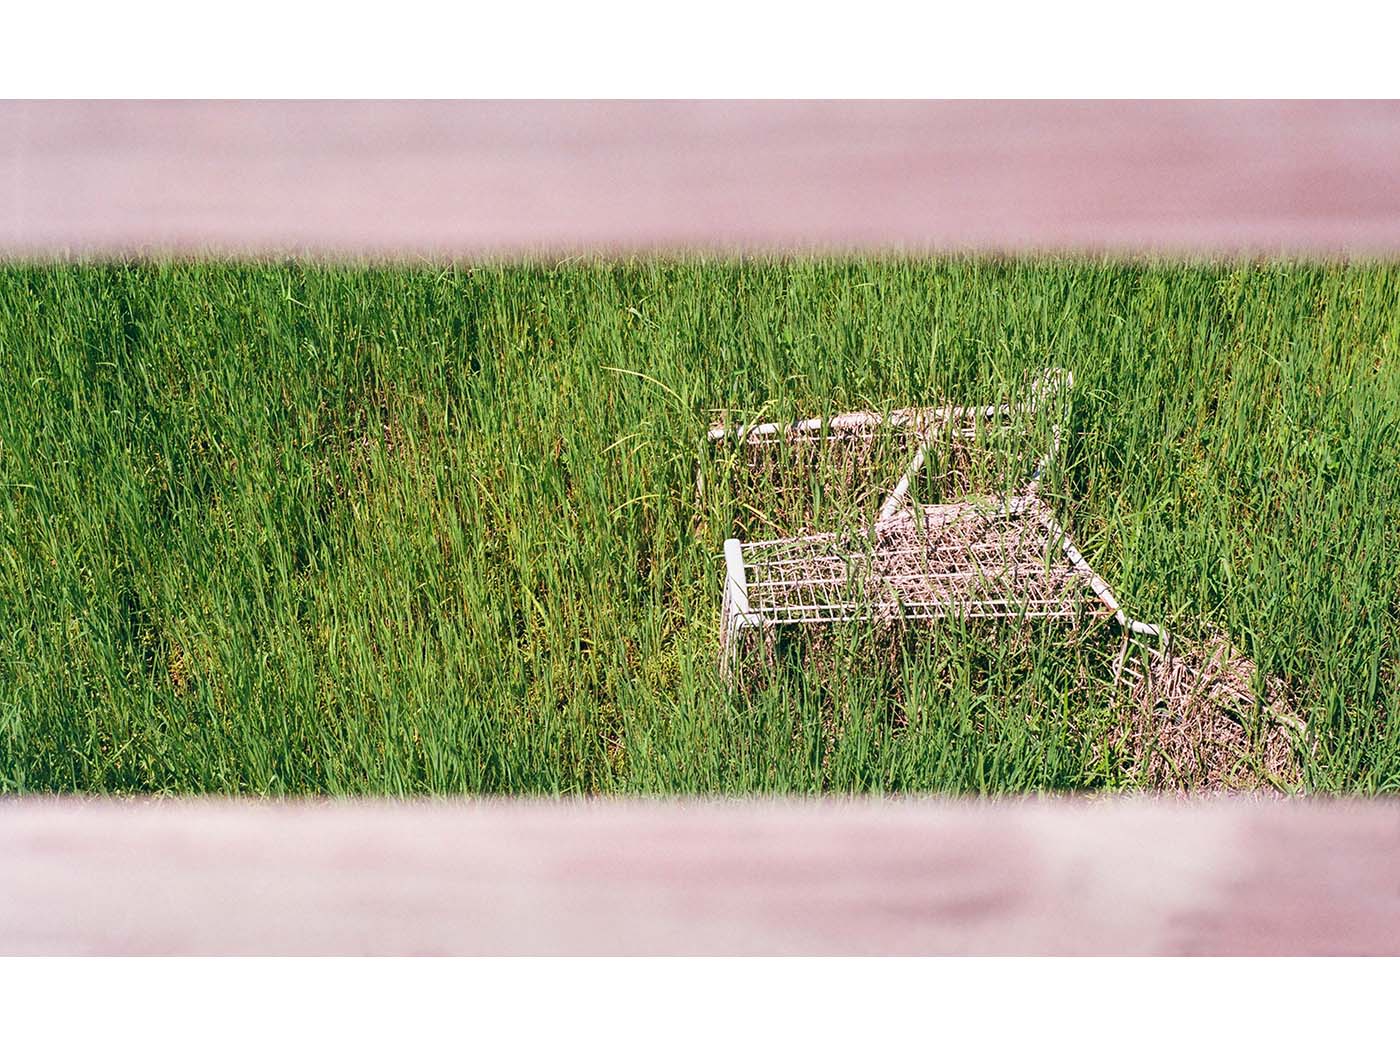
1;259;1397;794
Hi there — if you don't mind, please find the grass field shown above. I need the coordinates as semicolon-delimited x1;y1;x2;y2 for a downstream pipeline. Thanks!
1;259;1397;795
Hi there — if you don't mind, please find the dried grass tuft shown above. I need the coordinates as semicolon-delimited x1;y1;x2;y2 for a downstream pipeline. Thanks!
1118;632;1306;791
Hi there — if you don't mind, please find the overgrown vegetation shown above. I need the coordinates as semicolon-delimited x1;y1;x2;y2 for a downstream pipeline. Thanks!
0;259;1396;794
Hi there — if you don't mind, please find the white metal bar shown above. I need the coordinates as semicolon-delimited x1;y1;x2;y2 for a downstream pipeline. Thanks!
707;407;937;443
709;367;1073;446
724;537;752;623
878;443;929;521
721;537;768;676
1033;506;1162;638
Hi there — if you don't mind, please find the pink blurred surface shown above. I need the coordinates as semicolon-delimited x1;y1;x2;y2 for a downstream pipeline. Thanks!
3;798;1399;955
4;100;1400;257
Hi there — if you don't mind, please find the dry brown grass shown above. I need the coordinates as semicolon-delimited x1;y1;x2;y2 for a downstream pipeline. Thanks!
1118;632;1306;791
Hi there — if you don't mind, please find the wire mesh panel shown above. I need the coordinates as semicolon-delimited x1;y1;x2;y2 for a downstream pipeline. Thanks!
738;500;1102;627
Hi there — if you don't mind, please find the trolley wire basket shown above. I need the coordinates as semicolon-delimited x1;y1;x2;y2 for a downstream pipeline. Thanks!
710;369;1161;676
